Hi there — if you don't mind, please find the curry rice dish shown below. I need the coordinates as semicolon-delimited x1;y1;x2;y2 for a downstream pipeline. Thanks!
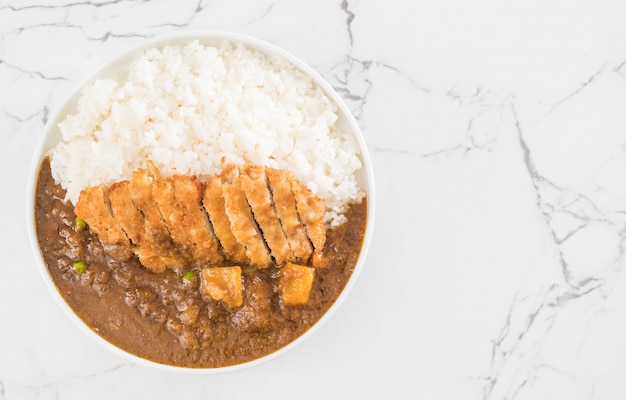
34;40;367;367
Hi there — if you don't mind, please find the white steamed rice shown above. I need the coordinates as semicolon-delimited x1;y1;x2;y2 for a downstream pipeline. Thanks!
49;40;363;226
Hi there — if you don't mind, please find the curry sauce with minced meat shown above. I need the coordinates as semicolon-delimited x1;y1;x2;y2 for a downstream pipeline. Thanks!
35;158;366;368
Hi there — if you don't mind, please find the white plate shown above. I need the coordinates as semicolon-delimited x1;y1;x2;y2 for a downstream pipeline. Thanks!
26;30;375;373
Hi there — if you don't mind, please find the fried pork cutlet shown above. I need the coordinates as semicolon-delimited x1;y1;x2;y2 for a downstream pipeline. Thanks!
220;165;273;269
108;180;169;273
129;168;188;272
203;176;248;265
265;167;313;263
74;185;133;262
150;176;192;263
74;163;327;273
239;165;293;266
107;181;143;245
172;175;224;266
153;175;224;267
288;173;326;253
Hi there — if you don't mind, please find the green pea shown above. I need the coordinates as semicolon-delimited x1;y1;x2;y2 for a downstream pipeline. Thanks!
75;217;87;230
181;271;196;283
72;260;87;274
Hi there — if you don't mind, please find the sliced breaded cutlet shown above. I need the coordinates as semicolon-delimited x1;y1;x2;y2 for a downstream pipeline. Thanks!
106;180;164;270
265;167;313;263
153;175;224;267
74;184;133;262
107;181;143;246
239;165;293;266
288;173;326;253
219;165;272;269
74;162;328;272
129;167;188;272
203;176;248;265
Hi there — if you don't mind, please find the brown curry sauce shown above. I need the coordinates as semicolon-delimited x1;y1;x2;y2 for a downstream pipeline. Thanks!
35;158;366;368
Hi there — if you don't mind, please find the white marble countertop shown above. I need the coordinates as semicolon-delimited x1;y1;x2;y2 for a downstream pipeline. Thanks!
3;0;626;398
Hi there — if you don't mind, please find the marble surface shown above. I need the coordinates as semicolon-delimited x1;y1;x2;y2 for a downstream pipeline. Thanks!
3;0;626;398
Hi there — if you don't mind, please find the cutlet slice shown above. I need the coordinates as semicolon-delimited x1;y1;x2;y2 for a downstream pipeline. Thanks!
107;181;143;245
203;176;248;265
107;180;164;272
288;174;326;253
129;168;187;272
151;176;193;262
75;185;133;261
240;165;293;266
153;175;224;267
172;175;224;266
220;165;273;269
266;167;312;262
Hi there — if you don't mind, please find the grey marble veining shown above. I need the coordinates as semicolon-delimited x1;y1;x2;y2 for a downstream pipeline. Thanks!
3;0;626;399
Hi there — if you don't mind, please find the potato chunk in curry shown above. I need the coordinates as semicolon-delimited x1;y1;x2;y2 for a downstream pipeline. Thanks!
278;263;315;306
200;266;243;308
